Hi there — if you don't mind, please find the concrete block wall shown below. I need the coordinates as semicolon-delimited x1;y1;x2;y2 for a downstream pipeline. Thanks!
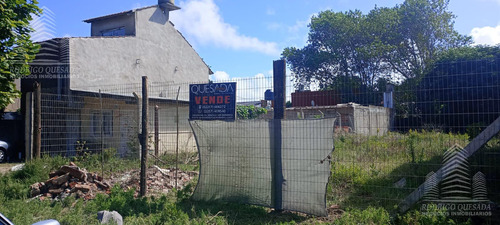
260;103;391;136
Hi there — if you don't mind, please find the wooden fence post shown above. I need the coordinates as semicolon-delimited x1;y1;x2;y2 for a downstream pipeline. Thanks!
140;76;149;197
33;82;41;159
25;92;33;162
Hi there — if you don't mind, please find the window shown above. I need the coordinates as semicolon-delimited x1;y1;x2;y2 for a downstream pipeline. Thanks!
103;111;113;136
92;113;99;135
92;111;113;136
101;27;125;36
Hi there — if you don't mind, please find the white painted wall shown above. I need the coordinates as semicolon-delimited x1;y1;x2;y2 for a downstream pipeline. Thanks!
69;6;210;92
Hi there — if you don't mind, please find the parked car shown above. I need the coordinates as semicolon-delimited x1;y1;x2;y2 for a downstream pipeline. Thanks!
0;140;8;163
1;212;60;225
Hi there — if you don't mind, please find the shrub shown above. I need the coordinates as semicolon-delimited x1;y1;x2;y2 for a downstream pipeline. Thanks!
237;105;267;119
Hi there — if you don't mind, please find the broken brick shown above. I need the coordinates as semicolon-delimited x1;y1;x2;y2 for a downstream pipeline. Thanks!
59;165;87;181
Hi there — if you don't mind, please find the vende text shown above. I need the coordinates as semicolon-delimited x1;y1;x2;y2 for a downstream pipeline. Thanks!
195;96;231;104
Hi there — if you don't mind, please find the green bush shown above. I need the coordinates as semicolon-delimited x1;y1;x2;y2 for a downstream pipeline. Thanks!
237;105;267;119
0;156;67;200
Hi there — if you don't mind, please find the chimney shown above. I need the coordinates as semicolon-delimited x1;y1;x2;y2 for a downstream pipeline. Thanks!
158;0;180;11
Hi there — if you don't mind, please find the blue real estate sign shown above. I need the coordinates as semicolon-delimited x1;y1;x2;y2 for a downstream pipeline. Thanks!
189;82;237;121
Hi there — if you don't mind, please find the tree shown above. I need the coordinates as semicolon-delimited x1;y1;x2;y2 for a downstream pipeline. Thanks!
384;0;471;79
283;10;388;89
416;46;500;132
0;0;41;110
283;0;470;90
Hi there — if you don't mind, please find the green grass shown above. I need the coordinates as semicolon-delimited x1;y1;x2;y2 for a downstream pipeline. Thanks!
329;131;472;209
1;131;499;224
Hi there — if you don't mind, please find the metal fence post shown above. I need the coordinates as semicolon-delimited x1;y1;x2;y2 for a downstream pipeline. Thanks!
140;76;149;197
33;82;41;159
24;92;33;162
99;90;104;178
272;59;286;211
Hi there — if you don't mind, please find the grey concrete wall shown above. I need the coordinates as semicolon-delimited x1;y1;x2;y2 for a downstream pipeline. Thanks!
69;6;210;92
90;13;135;36
353;105;391;136
261;104;391;135
150;104;197;154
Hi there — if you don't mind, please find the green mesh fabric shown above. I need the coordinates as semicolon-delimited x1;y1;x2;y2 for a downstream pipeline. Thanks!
190;118;335;216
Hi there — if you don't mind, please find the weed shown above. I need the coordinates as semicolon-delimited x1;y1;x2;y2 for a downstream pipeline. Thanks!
335;207;390;225
396;204;472;225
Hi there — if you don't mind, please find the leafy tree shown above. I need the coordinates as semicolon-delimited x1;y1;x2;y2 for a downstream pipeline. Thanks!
283;10;387;89
0;0;41;110
384;0;471;79
283;0;470;91
416;46;500;132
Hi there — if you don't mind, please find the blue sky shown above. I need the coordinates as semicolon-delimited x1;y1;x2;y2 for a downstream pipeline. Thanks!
34;0;500;81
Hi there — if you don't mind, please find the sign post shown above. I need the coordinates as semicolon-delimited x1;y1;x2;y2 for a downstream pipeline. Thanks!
272;59;286;212
189;82;237;121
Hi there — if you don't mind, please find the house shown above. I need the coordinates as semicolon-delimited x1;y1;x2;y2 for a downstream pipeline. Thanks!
20;0;210;157
22;0;212;95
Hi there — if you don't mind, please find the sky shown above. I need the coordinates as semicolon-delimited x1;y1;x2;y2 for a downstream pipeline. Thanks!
33;0;500;82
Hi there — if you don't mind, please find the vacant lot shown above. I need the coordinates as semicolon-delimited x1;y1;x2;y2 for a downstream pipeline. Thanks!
1;131;497;224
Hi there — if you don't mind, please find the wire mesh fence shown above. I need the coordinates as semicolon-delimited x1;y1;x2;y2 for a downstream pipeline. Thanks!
33;58;500;218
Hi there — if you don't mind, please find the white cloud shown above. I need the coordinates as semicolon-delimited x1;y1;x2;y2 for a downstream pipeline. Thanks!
171;0;280;56
210;70;296;102
471;25;500;46
210;71;273;102
288;18;309;33
211;71;230;81
270;13;317;47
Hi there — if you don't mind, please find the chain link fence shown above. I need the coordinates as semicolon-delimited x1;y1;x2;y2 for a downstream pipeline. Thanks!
31;58;500;217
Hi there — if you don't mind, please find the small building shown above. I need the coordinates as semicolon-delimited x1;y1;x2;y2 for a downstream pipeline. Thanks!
262;103;392;136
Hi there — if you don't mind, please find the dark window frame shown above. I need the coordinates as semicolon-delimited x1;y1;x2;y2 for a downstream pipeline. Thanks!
101;27;126;36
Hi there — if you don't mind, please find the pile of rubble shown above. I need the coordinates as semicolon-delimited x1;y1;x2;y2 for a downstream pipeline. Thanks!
110;165;198;196
29;163;198;200
30;162;111;200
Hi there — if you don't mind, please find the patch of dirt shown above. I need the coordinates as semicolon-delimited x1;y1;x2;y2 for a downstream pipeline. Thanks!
314;205;345;223
0;163;19;175
108;165;198;197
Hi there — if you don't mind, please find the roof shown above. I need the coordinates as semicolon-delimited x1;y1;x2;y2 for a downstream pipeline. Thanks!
71;89;190;105
83;5;157;23
59;4;213;75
